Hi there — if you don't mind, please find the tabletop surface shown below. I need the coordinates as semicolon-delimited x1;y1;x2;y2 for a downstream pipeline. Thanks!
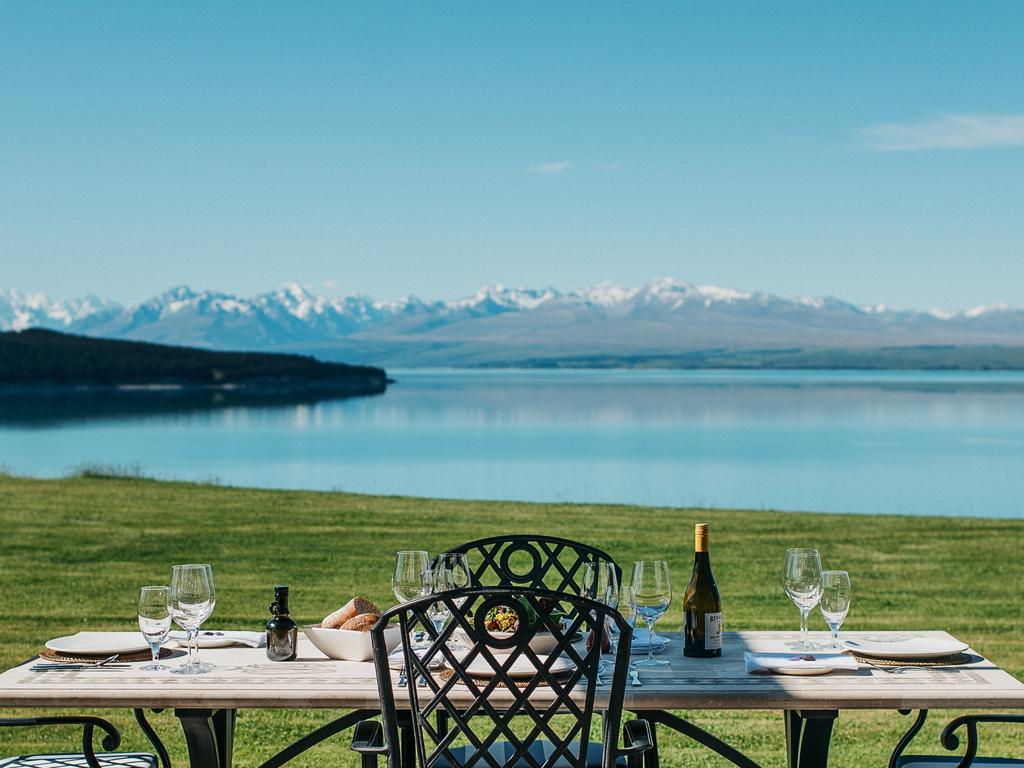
0;631;1021;711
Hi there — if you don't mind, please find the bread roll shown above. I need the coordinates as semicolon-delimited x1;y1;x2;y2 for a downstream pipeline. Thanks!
340;612;379;632
322;597;381;629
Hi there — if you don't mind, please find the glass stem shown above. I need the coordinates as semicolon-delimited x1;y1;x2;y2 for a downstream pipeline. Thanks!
831;625;840;649
800;608;809;647
188;628;197;667
151;643;160;664
646;617;656;665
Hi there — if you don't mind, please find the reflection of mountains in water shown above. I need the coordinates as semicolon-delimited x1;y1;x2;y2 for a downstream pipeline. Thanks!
0;385;386;427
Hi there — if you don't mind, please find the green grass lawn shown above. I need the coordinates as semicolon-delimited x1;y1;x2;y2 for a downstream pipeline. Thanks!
0;475;1021;767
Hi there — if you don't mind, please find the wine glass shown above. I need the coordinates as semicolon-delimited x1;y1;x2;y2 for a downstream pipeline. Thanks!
169;564;216;675
393;551;431;649
392;551;431;603
628;560;672;667
435;552;472;592
820;570;852;649
782;548;823;651
138;586;171;672
581;560;619;670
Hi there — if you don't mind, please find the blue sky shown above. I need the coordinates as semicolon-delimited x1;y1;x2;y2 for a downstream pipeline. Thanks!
1;2;1022;309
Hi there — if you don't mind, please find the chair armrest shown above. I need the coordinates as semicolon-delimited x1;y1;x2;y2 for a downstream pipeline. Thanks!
351;720;390;756
0;716;121;768
619;719;654;757
940;714;1024;768
942;714;1024;749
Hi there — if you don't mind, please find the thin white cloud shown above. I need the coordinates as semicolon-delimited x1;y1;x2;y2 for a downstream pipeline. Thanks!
865;113;1024;152
529;160;571;175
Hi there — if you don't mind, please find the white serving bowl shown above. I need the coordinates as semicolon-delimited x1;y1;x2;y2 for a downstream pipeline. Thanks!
302;623;402;662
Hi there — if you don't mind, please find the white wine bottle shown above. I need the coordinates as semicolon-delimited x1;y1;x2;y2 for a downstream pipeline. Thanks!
683;523;722;657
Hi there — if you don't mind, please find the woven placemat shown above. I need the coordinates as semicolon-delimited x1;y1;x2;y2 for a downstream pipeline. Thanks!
851;652;978;667
39;648;174;664
438;668;572;689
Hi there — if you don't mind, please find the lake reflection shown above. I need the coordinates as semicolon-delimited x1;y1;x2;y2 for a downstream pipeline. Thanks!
2;369;1024;517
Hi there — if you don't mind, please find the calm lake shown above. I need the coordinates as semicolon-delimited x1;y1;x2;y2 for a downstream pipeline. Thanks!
2;369;1024;518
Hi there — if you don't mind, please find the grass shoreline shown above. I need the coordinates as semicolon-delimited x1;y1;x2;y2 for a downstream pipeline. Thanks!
0;476;1021;767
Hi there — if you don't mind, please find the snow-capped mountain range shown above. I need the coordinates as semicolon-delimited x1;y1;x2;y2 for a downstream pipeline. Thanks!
3;279;1024;367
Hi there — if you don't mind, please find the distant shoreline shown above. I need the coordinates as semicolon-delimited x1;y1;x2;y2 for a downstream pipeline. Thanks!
472;345;1024;371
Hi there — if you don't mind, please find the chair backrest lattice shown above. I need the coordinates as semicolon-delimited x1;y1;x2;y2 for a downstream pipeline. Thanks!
433;536;622;606
369;586;633;768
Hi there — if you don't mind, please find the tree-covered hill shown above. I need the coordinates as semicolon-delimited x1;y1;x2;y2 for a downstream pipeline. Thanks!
0;328;388;394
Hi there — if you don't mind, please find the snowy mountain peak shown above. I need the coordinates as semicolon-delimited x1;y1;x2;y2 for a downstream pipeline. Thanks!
570;281;637;307
447;284;559;312
964;302;1012;318
636;277;753;308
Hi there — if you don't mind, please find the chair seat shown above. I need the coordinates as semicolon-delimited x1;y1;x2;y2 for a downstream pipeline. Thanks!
435;741;625;768
895;756;1024;768
0;753;157;768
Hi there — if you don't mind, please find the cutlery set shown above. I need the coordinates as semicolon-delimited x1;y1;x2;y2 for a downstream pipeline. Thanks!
31;654;129;672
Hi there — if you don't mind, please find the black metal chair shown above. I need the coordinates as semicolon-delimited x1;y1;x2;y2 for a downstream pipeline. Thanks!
890;710;1024;768
0;712;163;768
433;536;621;603
352;586;651;768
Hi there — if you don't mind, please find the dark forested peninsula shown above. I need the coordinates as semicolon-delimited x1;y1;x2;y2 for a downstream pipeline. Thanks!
0;329;388;396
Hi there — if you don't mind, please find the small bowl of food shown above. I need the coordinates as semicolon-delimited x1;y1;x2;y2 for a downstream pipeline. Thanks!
454;602;569;656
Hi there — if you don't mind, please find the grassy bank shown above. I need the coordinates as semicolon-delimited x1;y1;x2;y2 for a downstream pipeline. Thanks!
0;476;1021;767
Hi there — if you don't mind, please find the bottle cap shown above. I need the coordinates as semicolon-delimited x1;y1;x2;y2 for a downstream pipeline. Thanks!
270;585;290;615
695;523;710;552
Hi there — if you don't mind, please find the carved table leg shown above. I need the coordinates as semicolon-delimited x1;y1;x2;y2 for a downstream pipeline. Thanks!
785;710;838;768
175;708;236;768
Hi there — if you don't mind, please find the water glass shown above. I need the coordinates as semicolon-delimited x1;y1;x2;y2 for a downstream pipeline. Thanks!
582;560;619;609
628;560;672;667
820;570;852;649
427;567;455;638
581;560;619;669
169;563;216;675
782;548;823;650
138;586;171;671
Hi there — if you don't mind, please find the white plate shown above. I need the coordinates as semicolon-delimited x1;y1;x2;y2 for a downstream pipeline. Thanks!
170;631;237;649
45;632;150;655
766;662;835;676
465;654;575;679
388;648;447;670
843;635;970;659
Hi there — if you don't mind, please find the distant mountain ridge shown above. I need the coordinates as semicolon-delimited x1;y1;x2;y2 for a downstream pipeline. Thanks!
4;279;1024;368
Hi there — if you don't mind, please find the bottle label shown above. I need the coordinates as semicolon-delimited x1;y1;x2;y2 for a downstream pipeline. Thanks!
704;612;723;650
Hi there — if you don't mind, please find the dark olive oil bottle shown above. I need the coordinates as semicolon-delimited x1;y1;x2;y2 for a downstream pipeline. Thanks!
266;585;298;661
683;523;723;657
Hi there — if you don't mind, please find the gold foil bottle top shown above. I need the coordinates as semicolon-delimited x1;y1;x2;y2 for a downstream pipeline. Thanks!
695;523;710;552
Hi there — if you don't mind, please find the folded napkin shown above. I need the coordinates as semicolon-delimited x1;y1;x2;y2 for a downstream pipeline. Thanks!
171;630;266;648
630;628;670;653
744;652;858;675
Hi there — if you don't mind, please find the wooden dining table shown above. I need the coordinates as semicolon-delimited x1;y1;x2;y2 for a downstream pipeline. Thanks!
0;630;1021;768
